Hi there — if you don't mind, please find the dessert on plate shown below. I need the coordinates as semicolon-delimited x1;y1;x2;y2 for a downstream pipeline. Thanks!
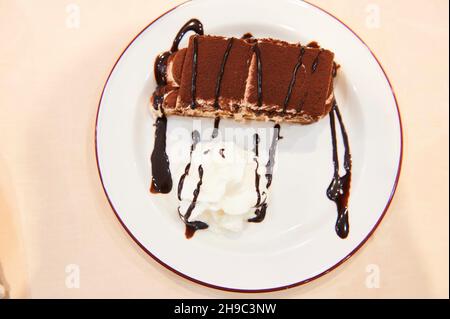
149;19;351;239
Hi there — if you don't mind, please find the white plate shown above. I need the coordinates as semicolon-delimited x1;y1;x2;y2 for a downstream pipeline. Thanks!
96;0;402;292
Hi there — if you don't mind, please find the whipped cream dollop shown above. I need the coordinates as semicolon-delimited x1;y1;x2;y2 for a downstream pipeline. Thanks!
178;139;264;233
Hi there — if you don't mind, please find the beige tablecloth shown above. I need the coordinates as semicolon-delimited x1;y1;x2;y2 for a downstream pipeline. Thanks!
0;0;448;298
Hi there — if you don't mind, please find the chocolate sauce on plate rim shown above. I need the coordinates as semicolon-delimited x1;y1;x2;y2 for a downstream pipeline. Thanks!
150;19;352;239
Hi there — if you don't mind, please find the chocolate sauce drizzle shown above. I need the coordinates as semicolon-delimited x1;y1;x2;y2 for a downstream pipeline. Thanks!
177;117;222;239
150;19;204;194
298;92;308;112
170;19;204;53
283;47;306;113
214;38;234;109
248;133;268;223
252;134;262;207
179;165;209;238
247;125;283;224
177;131;208;238
150;115;173;194
212;117;221;139
296;48;323;112
265;124;282;189
327;101;352;239
177;130;201;200
154;51;171;86
151;88;164;111
332;62;339;78
155;19;204;87
253;44;263;107
312;49;324;73
190;36;200;109
248;203;268;223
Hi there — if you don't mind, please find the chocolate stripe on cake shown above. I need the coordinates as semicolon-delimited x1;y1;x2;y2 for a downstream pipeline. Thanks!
214;37;234;109
283;47;306;113
190;36;199;109
312;48;324;73
253;43;263;107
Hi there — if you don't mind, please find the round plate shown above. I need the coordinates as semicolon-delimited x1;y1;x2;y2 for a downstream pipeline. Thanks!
96;0;402;292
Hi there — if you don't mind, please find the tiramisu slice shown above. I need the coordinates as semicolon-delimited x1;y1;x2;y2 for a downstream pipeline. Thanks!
152;35;335;124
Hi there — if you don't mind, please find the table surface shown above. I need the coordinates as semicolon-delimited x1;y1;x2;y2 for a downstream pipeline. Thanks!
0;0;448;298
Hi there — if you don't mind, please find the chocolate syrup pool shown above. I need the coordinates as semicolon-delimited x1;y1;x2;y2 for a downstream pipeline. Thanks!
150;115;172;194
150;19;352;239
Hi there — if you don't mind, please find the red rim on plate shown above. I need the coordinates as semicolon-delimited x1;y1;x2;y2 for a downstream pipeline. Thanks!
95;0;403;293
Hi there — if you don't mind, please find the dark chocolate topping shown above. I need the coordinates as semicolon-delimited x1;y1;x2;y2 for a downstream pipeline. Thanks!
171;19;204;53
154;51;171;86
151;89;164;111
214;38;234;109
179;165;209;238
246;40;309;112
298;47;334;117
248;202;267;223
253;133;262;207
177;130;201;200
249;133;269;223
312;49;324;73
253;44;263;107
283;47;306;113
190;36;199;109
